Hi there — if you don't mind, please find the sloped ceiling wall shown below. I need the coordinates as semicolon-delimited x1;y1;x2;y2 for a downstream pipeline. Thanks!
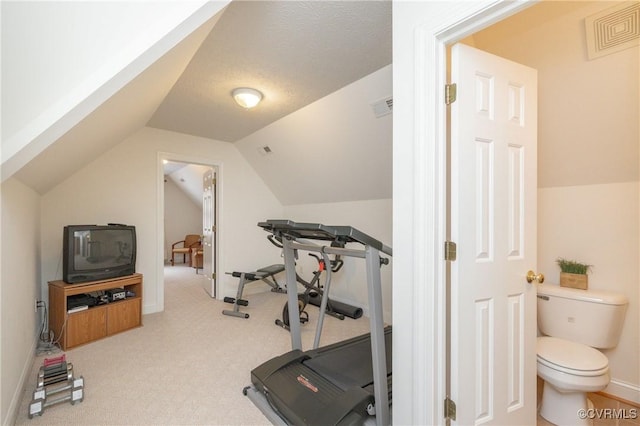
162;64;392;207
2;1;227;186
4;1;392;206
236;64;392;206
12;19;220;195
166;163;212;207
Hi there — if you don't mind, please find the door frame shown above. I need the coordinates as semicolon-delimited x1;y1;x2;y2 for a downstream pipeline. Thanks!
156;151;223;310
396;1;536;424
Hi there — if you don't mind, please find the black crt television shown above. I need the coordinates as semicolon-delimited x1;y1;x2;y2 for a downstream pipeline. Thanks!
62;224;137;284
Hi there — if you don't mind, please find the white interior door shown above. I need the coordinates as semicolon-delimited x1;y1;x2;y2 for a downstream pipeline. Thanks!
450;43;538;425
202;169;216;297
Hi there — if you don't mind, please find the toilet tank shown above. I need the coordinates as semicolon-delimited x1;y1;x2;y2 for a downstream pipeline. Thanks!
537;284;628;349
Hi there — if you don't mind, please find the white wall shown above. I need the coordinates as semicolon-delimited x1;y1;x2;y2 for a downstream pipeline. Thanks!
163;178;202;262
283;199;393;323
1;178;41;425
538;183;639;402
2;1;208;142
40;127;283;313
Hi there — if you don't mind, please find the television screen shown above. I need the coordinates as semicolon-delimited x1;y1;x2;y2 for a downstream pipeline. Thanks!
63;224;136;283
72;228;134;270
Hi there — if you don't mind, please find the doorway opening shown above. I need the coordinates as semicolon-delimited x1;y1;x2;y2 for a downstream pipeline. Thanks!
401;2;538;424
158;153;220;309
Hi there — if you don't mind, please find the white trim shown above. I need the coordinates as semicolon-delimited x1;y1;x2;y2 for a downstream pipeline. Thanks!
156;153;166;313
157;151;224;311
605;379;640;405
410;21;448;426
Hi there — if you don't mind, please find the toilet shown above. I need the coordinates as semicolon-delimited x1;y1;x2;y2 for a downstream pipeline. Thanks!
537;284;628;426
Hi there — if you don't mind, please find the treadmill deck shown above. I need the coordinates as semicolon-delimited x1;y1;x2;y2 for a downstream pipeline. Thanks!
250;328;392;425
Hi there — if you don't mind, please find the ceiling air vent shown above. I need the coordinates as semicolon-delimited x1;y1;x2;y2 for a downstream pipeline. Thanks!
371;96;393;118
585;2;640;60
257;145;273;156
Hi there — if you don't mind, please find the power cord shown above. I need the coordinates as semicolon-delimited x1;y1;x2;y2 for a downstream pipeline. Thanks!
35;301;61;355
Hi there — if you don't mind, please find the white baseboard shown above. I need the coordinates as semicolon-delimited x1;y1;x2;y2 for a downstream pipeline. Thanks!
4;335;38;426
604;379;640;405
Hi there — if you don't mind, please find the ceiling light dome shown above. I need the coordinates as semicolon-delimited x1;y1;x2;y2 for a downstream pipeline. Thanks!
232;87;263;109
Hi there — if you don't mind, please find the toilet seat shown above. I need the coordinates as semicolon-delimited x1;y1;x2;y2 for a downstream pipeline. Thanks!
537;336;608;377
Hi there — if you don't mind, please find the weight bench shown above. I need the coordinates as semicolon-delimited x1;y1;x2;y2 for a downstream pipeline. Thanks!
222;264;286;319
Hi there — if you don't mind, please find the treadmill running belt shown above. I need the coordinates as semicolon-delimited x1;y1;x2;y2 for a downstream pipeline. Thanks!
250;328;392;425
304;327;392;391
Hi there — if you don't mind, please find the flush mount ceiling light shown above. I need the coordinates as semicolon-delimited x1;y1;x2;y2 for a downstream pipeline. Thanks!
232;87;263;109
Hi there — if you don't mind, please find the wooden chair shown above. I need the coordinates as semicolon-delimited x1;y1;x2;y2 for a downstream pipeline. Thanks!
170;234;201;266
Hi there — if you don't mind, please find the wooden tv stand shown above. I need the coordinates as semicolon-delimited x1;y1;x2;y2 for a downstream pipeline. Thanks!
49;273;143;350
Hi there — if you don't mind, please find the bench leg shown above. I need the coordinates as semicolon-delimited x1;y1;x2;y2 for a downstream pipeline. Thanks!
222;274;250;319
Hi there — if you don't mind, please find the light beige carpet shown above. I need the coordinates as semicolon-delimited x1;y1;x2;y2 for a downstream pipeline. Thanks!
15;265;371;425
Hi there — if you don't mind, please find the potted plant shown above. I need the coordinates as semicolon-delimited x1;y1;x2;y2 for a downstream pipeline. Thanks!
556;257;592;290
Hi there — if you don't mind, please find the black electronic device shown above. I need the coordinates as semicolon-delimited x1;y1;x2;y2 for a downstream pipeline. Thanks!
67;294;97;310
96;294;109;305
62;224;137;284
105;288;126;302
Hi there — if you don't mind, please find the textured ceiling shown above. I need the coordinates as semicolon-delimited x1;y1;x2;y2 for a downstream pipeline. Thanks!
147;0;392;142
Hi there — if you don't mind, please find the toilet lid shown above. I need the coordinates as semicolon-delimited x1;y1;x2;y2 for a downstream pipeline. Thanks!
537;337;609;376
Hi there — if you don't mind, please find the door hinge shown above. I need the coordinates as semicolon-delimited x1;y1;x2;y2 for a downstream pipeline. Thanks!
212;273;216;280
444;241;457;261
445;83;457;105
444;396;457;421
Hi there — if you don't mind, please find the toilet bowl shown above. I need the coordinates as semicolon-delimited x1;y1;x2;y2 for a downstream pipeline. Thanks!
537;336;610;425
536;284;628;426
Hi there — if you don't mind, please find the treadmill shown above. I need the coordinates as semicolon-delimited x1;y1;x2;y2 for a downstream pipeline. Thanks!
244;220;392;425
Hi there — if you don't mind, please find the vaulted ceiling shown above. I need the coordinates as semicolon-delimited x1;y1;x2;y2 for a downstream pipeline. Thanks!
12;1;393;204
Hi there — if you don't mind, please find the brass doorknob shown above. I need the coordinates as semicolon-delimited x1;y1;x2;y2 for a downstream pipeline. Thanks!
526;270;544;284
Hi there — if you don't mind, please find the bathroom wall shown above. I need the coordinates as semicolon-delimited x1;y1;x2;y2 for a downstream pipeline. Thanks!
538;183;639;402
468;1;640;403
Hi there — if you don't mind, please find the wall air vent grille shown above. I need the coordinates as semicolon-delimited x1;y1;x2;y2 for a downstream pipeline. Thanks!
258;146;273;156
371;96;393;118
585;2;640;60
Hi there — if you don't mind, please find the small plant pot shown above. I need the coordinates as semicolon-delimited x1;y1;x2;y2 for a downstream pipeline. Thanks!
560;272;588;290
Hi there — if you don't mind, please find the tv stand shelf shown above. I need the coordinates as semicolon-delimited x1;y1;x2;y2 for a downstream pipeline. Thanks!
49;273;143;350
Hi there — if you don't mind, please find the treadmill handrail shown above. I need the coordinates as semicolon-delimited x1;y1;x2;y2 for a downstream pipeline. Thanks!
258;220;392;256
290;240;367;259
